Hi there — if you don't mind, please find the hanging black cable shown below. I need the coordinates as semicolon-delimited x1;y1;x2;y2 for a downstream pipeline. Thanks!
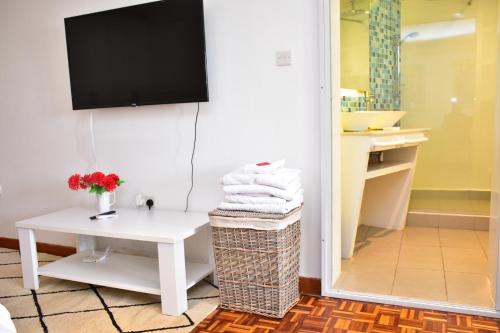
185;102;200;213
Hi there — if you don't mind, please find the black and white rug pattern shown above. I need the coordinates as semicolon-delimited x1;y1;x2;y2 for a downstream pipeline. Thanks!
0;248;219;333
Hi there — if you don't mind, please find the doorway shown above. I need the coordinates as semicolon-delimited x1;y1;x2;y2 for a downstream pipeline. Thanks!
320;0;500;317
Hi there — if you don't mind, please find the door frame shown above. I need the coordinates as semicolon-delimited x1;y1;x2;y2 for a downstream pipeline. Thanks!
318;0;500;318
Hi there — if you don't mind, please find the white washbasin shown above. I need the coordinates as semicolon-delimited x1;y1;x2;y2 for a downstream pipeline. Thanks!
341;111;407;132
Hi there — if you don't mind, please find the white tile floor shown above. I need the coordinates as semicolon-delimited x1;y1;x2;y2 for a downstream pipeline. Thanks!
334;226;494;307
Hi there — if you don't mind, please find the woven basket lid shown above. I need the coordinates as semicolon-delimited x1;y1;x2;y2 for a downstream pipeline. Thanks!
208;204;303;220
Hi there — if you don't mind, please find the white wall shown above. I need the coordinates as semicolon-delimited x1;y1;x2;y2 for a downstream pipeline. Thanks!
0;0;321;277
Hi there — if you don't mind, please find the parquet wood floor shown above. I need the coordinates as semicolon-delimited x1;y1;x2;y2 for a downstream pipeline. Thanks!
192;295;500;333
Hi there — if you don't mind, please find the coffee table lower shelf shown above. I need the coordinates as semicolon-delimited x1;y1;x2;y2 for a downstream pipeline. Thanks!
38;250;213;295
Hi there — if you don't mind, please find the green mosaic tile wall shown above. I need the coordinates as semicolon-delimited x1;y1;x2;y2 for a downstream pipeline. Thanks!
369;0;400;111
341;96;367;112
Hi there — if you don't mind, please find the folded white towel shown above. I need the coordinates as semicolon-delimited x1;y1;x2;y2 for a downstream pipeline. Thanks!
224;194;287;205
218;195;303;214
223;182;302;201
257;172;300;189
222;168;301;190
242;160;285;174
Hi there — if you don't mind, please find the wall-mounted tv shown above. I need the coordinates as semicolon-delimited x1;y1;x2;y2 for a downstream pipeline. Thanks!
64;0;208;110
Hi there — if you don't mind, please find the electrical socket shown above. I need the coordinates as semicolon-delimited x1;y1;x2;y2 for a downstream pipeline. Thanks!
136;194;154;208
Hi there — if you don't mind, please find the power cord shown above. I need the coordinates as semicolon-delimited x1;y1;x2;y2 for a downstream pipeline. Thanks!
185;102;200;212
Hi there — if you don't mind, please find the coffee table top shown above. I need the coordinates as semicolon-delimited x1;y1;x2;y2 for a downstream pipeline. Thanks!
16;207;210;243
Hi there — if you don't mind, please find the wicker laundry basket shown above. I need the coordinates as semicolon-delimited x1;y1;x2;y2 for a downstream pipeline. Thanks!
209;207;301;318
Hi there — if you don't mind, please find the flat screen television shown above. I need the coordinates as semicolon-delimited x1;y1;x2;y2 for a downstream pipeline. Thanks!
64;0;208;110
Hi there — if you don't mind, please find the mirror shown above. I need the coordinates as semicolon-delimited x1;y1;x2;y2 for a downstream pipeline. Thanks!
340;0;402;112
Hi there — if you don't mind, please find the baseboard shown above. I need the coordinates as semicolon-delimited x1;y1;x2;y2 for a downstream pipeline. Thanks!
0;236;322;295
299;277;321;295
407;211;489;230
0;237;76;257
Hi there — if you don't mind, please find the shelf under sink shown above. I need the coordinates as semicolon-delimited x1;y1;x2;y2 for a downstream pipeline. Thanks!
366;161;413;180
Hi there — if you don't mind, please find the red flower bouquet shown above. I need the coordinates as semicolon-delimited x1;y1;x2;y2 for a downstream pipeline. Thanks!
68;172;124;195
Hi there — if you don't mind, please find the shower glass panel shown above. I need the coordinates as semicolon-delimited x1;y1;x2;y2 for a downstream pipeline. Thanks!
400;0;498;217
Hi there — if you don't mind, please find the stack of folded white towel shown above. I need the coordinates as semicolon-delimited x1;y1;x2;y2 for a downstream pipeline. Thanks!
218;160;303;214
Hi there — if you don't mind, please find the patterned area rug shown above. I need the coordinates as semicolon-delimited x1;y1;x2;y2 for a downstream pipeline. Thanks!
0;247;219;333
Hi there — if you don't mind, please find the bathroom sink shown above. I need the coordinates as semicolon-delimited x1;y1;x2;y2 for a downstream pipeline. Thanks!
341;111;407;132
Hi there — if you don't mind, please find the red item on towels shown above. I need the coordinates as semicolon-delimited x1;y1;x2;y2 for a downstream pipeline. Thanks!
256;162;271;166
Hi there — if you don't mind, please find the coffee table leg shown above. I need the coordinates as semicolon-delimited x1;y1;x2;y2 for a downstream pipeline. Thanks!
207;229;218;286
158;241;187;315
18;228;39;290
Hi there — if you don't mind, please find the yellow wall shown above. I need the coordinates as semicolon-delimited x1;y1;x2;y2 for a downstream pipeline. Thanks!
400;0;498;193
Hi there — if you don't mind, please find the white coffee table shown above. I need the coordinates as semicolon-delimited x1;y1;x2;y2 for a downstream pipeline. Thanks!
15;207;215;316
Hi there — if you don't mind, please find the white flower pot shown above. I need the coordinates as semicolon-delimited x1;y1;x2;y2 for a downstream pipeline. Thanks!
97;192;116;213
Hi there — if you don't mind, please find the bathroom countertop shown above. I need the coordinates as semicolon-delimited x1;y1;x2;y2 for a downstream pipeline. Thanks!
341;128;430;136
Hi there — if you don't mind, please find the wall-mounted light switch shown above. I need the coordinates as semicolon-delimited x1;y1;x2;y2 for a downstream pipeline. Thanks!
276;50;292;66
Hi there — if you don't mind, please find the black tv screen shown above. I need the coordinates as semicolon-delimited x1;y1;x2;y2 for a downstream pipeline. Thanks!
64;0;208;110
